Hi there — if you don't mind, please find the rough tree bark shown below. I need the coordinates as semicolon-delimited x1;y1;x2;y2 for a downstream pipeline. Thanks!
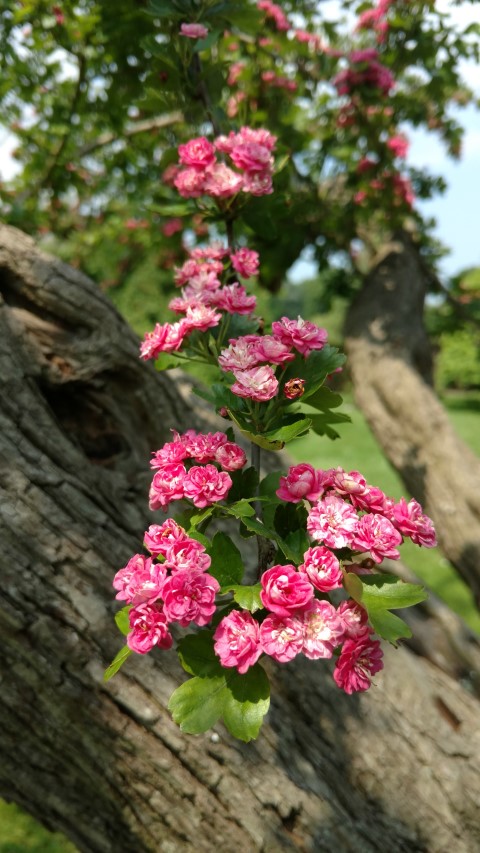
1;223;480;853
344;231;480;606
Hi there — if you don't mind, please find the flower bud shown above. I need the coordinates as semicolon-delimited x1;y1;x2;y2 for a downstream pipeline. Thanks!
284;378;305;400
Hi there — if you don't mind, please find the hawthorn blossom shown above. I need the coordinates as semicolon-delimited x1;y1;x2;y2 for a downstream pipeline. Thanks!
231;365;279;402
203;163;244;197
229;141;274;173
161;571;220;626
178;137;216;168
144;520;188;557
299;546;343;592
252;335;295;365
174;167;207;198
260;614;304;662
390;498;437;547
307;495;358;548
332;468;367;498
184;304;221;332
333;633;384;693
183;464;232;508
183;430;228;462
230;248;260;279
277;463;323;503
127;603;173;654
352;513;402;563
284;378;305;399
140;320;188;360
113;554;167;605
213;283;257;315
260;564;314;617
163;538;212;573
272;316;328;357
150;441;188;468
337;599;369;639
215;442;247;471
301;600;344;660
387;134;409;159
242;171;273;196
219;338;261;372
180;23;209;39
257;0;290;31
214;610;262;673
149;463;186;511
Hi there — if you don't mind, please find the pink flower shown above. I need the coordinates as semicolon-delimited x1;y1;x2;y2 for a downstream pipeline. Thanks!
162;218;183;237
230;247;260;279
174;258;202;285
218;338;260;372
183;464;232;508
143;520;188;557
252;335;295;365
215;442;247;471
214;283;257;315
272;316;328;357
242;170;273;196
337;599;369;639
390;498;437;547
150;441;188;468
257;0;290;31
352;513;403;563
214;610;262;673
351;485;388;514
164;538;212;573
231;365;279;402
300;600;344;659
139;320;188;360
113;554;167;605
174;167;207;198
307;495;358;548
333;633;384;693
178;137;216;168
332;468;367;497
277;463;323;503
260;614;304;662
149;463;186;511
299;546;343;592
127;603;173;654
260;564;314;617
161;570;220;626
387;134;409;159
180;23;209;39
184;304;222;332
203;163;244;197
230;142;274;173
184;430;227;462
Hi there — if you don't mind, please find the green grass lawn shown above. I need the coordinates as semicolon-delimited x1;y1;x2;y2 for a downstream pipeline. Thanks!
289;390;480;634
0;801;76;853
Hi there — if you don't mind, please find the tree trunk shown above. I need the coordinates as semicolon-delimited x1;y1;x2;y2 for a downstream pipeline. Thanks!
1;223;480;853
344;231;480;607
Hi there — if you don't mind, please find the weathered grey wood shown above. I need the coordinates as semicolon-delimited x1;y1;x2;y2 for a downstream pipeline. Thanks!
1;223;480;853
345;231;480;606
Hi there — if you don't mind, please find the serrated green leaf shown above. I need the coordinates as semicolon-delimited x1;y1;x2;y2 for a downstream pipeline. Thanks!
303;387;344;411
223;583;263;612
360;576;427;611
103;646;132;682
115;606;131;637
207;531;244;586
225;499;255;518
343;571;364;602
169;675;227;733
368;610;413;645
222;664;270;741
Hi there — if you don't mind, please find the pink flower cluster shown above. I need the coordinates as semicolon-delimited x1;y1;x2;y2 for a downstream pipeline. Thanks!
257;0;290;32
113;520;220;654
180;23;208;40
277;464;437;562
356;0;394;43
261;71;297;93
334;49;395;97
213;564;383;693
140;243;260;361
174;128;276;199
219;317;328;402
149;430;246;511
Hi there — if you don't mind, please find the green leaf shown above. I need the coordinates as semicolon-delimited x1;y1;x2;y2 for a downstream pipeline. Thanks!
168;663;270;741
115;606;131;637
155;353;186;371
103;646;132;682
263;417;312;443
177;630;223;677
241;516;298;563
169;675;227;734
302;387;344;411
225;499;255;518
227;466;259;504
207;532;244;586
360;576;427;610
223;583;263;612
368;610;413;645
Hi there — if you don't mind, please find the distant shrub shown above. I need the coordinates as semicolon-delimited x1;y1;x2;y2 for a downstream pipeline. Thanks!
436;329;480;390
